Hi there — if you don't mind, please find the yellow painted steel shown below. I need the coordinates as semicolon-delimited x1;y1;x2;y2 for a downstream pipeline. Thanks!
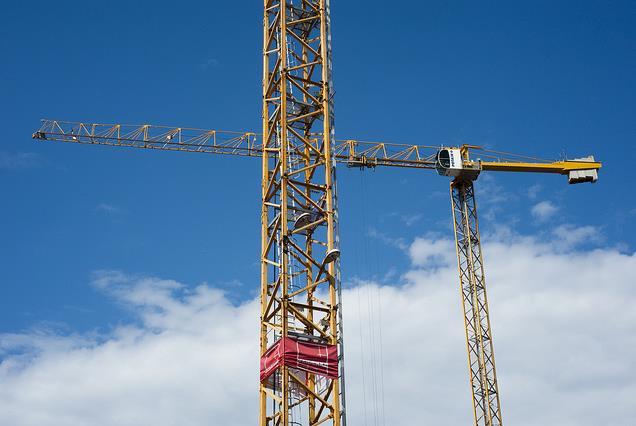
32;123;604;426
30;7;604;426
33;121;603;175
451;180;503;426
259;1;344;425
478;160;602;174
32;116;603;426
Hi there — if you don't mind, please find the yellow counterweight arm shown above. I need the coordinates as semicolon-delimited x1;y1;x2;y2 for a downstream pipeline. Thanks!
481;159;601;173
435;145;601;184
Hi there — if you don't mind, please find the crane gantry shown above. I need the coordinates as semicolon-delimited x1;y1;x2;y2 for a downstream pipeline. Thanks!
32;1;602;426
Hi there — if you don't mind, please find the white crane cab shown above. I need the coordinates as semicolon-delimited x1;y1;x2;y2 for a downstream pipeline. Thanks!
436;147;481;181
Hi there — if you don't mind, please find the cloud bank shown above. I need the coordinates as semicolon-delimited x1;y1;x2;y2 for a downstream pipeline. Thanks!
1;227;635;425
531;200;559;221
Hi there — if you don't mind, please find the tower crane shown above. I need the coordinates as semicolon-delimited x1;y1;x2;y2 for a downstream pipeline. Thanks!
31;1;602;426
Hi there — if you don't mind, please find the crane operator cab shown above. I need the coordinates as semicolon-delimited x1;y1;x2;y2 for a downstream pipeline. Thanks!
435;147;481;181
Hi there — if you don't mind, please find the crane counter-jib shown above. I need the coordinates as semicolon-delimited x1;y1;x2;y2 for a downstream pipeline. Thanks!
435;146;601;184
479;160;602;174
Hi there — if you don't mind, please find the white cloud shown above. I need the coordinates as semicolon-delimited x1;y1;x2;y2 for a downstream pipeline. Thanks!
367;227;408;250
472;175;519;223
95;203;120;214
199;58;220;70
552;224;602;249
478;174;515;206
0;152;40;169
400;213;422;227
1;227;635;426
0;273;259;426
408;237;455;268
531;200;559;220
527;183;542;200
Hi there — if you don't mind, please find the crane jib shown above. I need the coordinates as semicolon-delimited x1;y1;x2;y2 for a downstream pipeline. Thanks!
30;1;602;424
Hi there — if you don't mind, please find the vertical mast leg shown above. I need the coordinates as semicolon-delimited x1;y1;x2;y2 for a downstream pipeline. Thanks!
450;179;503;426
260;0;345;425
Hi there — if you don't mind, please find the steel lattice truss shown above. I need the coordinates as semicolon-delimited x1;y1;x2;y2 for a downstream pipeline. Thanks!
33;120;440;170
31;122;601;426
260;0;344;425
30;2;603;425
451;181;503;426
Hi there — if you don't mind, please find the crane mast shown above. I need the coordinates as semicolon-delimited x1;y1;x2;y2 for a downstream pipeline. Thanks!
30;3;603;425
32;119;601;426
32;120;601;426
32;121;601;426
260;1;345;425
451;179;502;426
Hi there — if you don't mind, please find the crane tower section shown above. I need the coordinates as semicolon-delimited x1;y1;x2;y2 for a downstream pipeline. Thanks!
260;1;345;425
451;180;503;426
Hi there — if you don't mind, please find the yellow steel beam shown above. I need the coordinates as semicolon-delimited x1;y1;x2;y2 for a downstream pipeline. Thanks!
259;1;344;425
478;160;602;174
34;120;603;178
451;180;503;426
29;3;604;426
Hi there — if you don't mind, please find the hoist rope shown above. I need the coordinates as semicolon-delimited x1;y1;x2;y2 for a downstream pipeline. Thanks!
359;172;382;426
355;172;370;426
370;198;387;426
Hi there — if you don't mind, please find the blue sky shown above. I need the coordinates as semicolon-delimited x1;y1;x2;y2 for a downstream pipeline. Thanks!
1;0;634;331
0;2;635;424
